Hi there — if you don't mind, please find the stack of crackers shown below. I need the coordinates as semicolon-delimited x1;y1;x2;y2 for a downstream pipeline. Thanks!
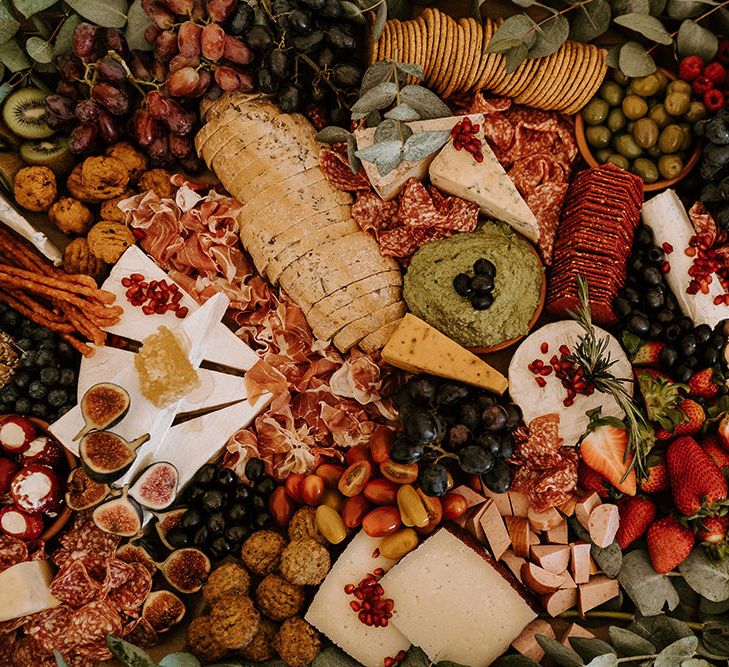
370;8;607;113
546;164;644;326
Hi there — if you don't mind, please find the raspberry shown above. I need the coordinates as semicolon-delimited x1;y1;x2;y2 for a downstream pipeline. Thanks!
692;75;714;96
718;40;729;66
705;62;727;86
679;55;705;82
704;88;726;112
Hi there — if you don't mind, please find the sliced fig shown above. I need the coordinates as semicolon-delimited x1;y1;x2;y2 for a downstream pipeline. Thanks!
141;589;186;633
10;464;61;513
79;431;150;483
154;507;187;550
65;467;110;511
0;457;17;495
20;435;65;467
158;547;210;594
129;462;178;511
0;416;36;454
115;542;157;575
0;505;44;540
74;382;131;440
92;488;143;538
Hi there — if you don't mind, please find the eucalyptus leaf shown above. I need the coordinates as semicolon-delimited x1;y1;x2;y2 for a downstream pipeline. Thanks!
608;626;656;657
54;14;81;55
512;0;537;5
105;635;158;667
340;0;365;22
505;43;528;73
375;118;408;142
679;545;729;602
395;62;424;80
619;549;679;616
159;654;202;667
371;1;386;44
648;0;667;15
486;14;538;54
350;81;398;119
54;652;71;667
677;19;718;61
606;44;620;69
316;126;352;144
0;0;20;45
610;0;649;14
346;133;361;174
699;596;729;616
700;629;729;659
673;575;701;608
400;647;430;667
0;82;11;106
125;0;153;51
355;139;402;174
385;0;407;21
536;635;584;667
0;39;30;72
26;36;53;63
403;129;449;161
384;102;420;121
569;0;611;42
618;41;656;77
584;656;618;667
666;0;706;19
681;660;714;667
364;110;381;127
568;637;616;662
360;61;393;95
398;85;451;119
312;647;361;667
491;657;541;667
654;636;699;667
65;0;128;28
436;662;470;667
628;615;695;651
13;0;58;17
613;12;672;44
591;541;622;578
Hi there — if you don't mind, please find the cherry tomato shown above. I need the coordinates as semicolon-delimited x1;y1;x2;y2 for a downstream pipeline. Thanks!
341;494;372;529
369;427;393;464
442;493;468;520
284;473;305;504
301;474;325;506
269;486;295;526
315;462;345;489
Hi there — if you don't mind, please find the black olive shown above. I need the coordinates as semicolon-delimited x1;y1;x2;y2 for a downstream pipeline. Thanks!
210;536;233;559
226;524;250;545
647;246;665;265
255;477;276;496
679;334;698;357
634;225;654;247
613;297;632;319
268;48;291;78
28;380;48;400
645;287;665;310
194;464;217;487
665;323;681;341
166;527;190;549
678;316;694;332
192;525;210;547
710;332;726;349
404;408;438;445
626;314;650;336
656;308;674;324
408;376;438;405
394;385;413;408
453;273;473;297
658;346;678;369
207;512;226;536
332;63;362;88
647;323;664;339
685;355;699;369
225;502;247;523
471;274;494;294
319;0;341;17
186;485;206;505
702;346;720;366
472;293;495;310
474;258;496;277
216;468;237;488
245;458;265;481
481;460;513;494
202;489;225;513
252;494;267;512
628;256;645;274
181;508;204;530
674;364;692;383
14;398;31;415
292;30;324;52
642;266;662;287
254;512;272;529
694;324;713;345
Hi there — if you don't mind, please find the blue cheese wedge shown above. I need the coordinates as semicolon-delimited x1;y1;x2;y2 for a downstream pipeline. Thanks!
428;130;539;243
0;561;60;622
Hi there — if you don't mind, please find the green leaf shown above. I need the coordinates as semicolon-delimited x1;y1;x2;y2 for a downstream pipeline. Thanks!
313;647;361;667
628;615;695;651
677;19;718;61
486;14;538;53
491;657;541;667
400;647;430;667
26;36;53;63
105;635;158;667
315;126;352;144
346;133;361;174
351;81;398;119
568;637;616;662
649;0;667;15
54;14;81;55
13;0;58;17
699;596;729;616
621;330;642;355
64;0;128;28
606;44;620;69
0;82;11;106
371;0;386;44
531;15;568;59
0;0;20;45
536;635;584;667
385;0;407;20
569;0;611;42
0;39;30;72
402;129;449;161
619;549;679;616
356;139;403;175
159;655;201;667
613;12;672;44
375;118;410;142
608;626;656;657
611;0;649;14
54;652;71;667
395;62;424;81
655;636;699;667
360;61;394;95
505;43;528;73
666;0;706;19
364;110;381;127
398;85;451;119
584;656;618;667
618;41;656;77
681;660;714;667
701;628;729;659
384;102;420;121
125;0;153;51
593;542;622;579
679;547;729;602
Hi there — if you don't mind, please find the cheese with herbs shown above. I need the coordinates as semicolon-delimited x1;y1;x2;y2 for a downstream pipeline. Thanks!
0;560;59;622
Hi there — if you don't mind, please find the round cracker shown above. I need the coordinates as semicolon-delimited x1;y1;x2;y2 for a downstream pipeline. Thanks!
432;12;456;93
468;18;492;92
514;52;551;105
550;41;585;111
493;54;530;96
381;22;392;63
443;23;467;98
541;41;577;110
524;48;563;108
510;57;541;99
562;45;599;113
453;18;473;95
463;18;483;92
555;42;593;112
414;16;426;78
423;8;441;86
566;47;608;114
486;54;509;93
391;19;403;62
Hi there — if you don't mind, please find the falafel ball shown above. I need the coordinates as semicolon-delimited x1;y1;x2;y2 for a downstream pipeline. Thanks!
106;142;148;182
203;561;251;606
48;197;93;235
139;168;174;199
99;190;134;223
186;615;229;664
13;166;56;211
288;507;326;545
241;618;278;662
274;617;322;667
255;574;305;621
210;593;260;650
279;538;330;586
241;530;287;576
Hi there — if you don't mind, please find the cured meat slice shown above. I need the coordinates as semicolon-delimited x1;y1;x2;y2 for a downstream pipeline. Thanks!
106;562;153;614
67;601;122;646
25;606;72;653
0;535;28;573
50;560;101;608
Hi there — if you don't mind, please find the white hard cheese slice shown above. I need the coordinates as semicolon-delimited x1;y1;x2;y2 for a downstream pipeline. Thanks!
642;189;728;328
429;131;539;243
305;531;410;667
381;529;536;667
0;560;60;622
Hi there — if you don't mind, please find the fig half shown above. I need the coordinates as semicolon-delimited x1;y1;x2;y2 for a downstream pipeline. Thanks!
158;547;210;594
65;467;111;511
79;431;150;483
74;382;131;441
115;542;157;575
129;462;178;511
92;488;143;538
154;507;187;550
142;590;186;633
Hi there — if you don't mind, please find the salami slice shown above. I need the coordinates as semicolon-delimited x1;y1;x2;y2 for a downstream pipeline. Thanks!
106;562;153;614
0;615;32;634
102;559;135;594
25;606;72;654
51;560;101;608
11;635;55;667
0;630;16;663
0;535;28;573
67;601;123;647
74;639;113;662
320;149;370;192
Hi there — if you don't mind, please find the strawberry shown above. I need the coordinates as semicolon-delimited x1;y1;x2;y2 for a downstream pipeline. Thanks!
655;399;705;440
637;370;684;432
702;433;729;470
688;367;720;399
640;457;669;494
647;515;695;573
580;424;637;496
718;414;729;450
616;496;656;550
634;367;672;384
667;436;728;516
632;342;665;367
578;461;610;498
696;515;729;543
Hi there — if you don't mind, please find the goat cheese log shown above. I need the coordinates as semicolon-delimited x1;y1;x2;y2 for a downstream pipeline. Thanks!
196;94;405;352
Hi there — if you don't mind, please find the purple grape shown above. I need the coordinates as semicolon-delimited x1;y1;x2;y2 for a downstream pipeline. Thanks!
45;95;75;121
147;134;171;163
69;123;98;154
98;111;121;143
91;83;130;115
55;54;84;81
103;28;129;59
75;99;101;123
72;23;99;59
132;108;158;146
96;57;127;83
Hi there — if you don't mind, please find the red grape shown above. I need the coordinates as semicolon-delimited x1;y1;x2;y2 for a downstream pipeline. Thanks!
191;0;206;19
45;95;75;121
72;23;99;59
150;4;176;29
169;133;193;158
145;90;171;118
192;68;212;96
98;110;121;143
133;109;159;146
235;68;255;92
166;66;200;96
69;123;98;154
75;99;101;122
201;23;225;61
177;21;201;57
91;83;130;115
207;0;236;21
164;100;193;135
206;83;223;100
96;56;127;83
55;54;84;81
161;0;194;14
214;66;239;92
222;35;253;65
151;61;169;81
148;134;171;162
103;28;129;58
154;30;178;63
169;53;200;73
144;25;161;45
56;81;84;100
129;51;152;79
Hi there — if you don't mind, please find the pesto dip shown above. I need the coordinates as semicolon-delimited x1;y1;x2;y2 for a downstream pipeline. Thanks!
403;223;543;348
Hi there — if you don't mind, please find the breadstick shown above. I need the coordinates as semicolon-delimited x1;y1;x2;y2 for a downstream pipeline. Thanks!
0;291;74;334
60;333;93;356
0;264;116;304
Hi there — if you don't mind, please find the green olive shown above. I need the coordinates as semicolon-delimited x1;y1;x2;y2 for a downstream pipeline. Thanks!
607;108;627;133
586;125;612;149
582;98;610;126
664;92;691;117
658;154;684;180
647;145;662;159
630;74;661;97
599;81;624;107
613;71;630;86
658;123;685;153
684;100;707;123
622;94;648;120
667;80;692;96
626;121;635;133
631;158;660;184
678;123;693;151
649;103;670;128
632;117;659;149
615;133;643;159
655;70;669;93
606;154;630;170
595;148;613;163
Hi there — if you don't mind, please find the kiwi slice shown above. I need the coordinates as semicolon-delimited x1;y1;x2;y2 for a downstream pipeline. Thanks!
0;120;20;151
20;137;73;175
2;88;53;140
0;152;24;193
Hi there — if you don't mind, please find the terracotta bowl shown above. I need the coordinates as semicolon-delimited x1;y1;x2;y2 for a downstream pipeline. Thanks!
468;241;547;355
574;67;702;193
0;415;76;542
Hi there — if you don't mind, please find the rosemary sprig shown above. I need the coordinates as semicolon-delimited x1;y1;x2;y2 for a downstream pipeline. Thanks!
567;276;653;480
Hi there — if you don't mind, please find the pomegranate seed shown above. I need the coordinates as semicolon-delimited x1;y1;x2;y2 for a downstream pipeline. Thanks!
154;304;167;314
374;583;384;595
362;601;371;611
372;548;380;558
354;590;364;600
344;584;355;594
349;601;361;611
167;302;179;311
563;397;574;407
539;366;553;375
686;247;697;256
176;306;189;318
121;277;132;287
662;242;673;254
396;651;407;661
149;280;158;289
373;568;385;577
540;342;549;353
142;306;154;315
172;291;183;303
130;273;144;282
533;358;544;370
169;283;179;293
358;611;368;624
385;659;395;667
661;261;671;273
378;617;388;627
559;344;570;356
535;377;547;388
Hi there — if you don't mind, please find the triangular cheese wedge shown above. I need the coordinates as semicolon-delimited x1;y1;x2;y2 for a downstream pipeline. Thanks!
381;313;508;394
429;130;539;243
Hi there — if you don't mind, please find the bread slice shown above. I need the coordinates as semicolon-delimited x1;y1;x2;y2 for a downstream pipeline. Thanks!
200;126;245;168
360;317;404;352
333;301;406;351
306;270;403;320
231;151;322;204
237;167;325;218
194;108;238;156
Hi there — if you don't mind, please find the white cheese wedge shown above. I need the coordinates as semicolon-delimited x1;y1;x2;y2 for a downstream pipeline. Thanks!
381;528;536;667
0;560;60;622
305;531;410;667
429;130;539;243
642;189;729;328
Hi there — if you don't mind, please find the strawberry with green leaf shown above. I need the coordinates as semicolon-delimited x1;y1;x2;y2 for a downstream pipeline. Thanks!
631;341;665;368
637;370;705;440
640;454;669;494
667;436;728;516
688;367;721;399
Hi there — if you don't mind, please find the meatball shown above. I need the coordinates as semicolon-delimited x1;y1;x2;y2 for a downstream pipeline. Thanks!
67;156;129;202
288;507;326;545
210;593;260;650
62;238;107;282
279;538;330;586
186;615;228;664
274;617;321;667
203;561;251;606
99;190;134;224
241;618;278;662
255;574;305;621
13;166;56;211
48;197;93;235
106;142;148;182
241;530;287;576
139;168;174;198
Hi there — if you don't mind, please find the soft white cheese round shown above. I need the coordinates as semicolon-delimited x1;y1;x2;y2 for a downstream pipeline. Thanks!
0;423;25;447
1;510;25;534
16;471;52;506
